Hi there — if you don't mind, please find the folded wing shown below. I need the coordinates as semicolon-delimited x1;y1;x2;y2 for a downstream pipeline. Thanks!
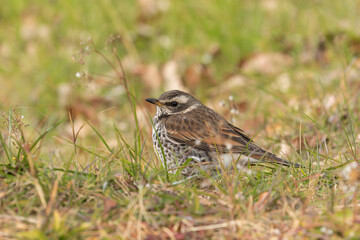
163;109;299;167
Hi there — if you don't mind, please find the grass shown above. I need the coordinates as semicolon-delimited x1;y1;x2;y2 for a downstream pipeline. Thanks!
1;0;360;239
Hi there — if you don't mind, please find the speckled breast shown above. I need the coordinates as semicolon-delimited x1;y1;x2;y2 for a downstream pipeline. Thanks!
152;121;180;172
152;119;214;176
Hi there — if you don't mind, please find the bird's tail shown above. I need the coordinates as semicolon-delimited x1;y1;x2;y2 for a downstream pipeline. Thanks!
253;153;303;168
270;155;302;168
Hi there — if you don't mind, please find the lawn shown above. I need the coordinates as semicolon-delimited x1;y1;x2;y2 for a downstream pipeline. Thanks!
1;0;360;239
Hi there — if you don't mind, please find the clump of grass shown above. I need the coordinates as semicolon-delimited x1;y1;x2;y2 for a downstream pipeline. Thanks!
1;1;360;239
1;41;360;238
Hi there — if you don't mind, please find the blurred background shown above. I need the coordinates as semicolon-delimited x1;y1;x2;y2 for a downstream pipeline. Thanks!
1;2;360;238
0;0;359;152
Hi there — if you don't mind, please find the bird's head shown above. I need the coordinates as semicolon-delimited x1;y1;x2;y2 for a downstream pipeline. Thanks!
146;90;201;116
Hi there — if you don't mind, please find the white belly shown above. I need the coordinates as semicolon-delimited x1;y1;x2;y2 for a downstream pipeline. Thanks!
220;154;259;169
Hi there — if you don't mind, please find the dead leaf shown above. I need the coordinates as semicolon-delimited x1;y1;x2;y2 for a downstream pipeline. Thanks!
137;0;170;22
219;74;249;93
162;60;187;91
136;63;162;90
236;101;248;113
291;133;327;151
21;15;50;41
0;191;7;199
349;167;360;184
239;52;293;76
184;64;202;88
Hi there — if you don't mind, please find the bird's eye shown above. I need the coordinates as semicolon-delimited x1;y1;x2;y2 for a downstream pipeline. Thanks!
171;101;178;107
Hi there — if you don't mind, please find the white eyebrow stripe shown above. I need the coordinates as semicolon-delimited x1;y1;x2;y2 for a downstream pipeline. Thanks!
167;103;200;115
182;104;200;113
172;95;189;103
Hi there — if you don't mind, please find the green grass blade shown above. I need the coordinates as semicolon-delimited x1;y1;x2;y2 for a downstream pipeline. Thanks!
84;119;113;154
30;120;64;152
0;131;12;164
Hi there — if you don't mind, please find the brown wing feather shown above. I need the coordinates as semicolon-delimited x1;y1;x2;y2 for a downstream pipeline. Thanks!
163;108;260;154
164;107;298;166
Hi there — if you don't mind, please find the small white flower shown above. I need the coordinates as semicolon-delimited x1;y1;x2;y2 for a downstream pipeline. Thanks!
75;72;82;78
320;226;333;235
228;95;234;101
195;139;201;146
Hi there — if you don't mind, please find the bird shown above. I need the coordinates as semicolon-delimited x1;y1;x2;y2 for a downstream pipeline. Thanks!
146;90;300;177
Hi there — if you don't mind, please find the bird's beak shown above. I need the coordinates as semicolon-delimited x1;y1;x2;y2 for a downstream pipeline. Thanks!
145;98;164;107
